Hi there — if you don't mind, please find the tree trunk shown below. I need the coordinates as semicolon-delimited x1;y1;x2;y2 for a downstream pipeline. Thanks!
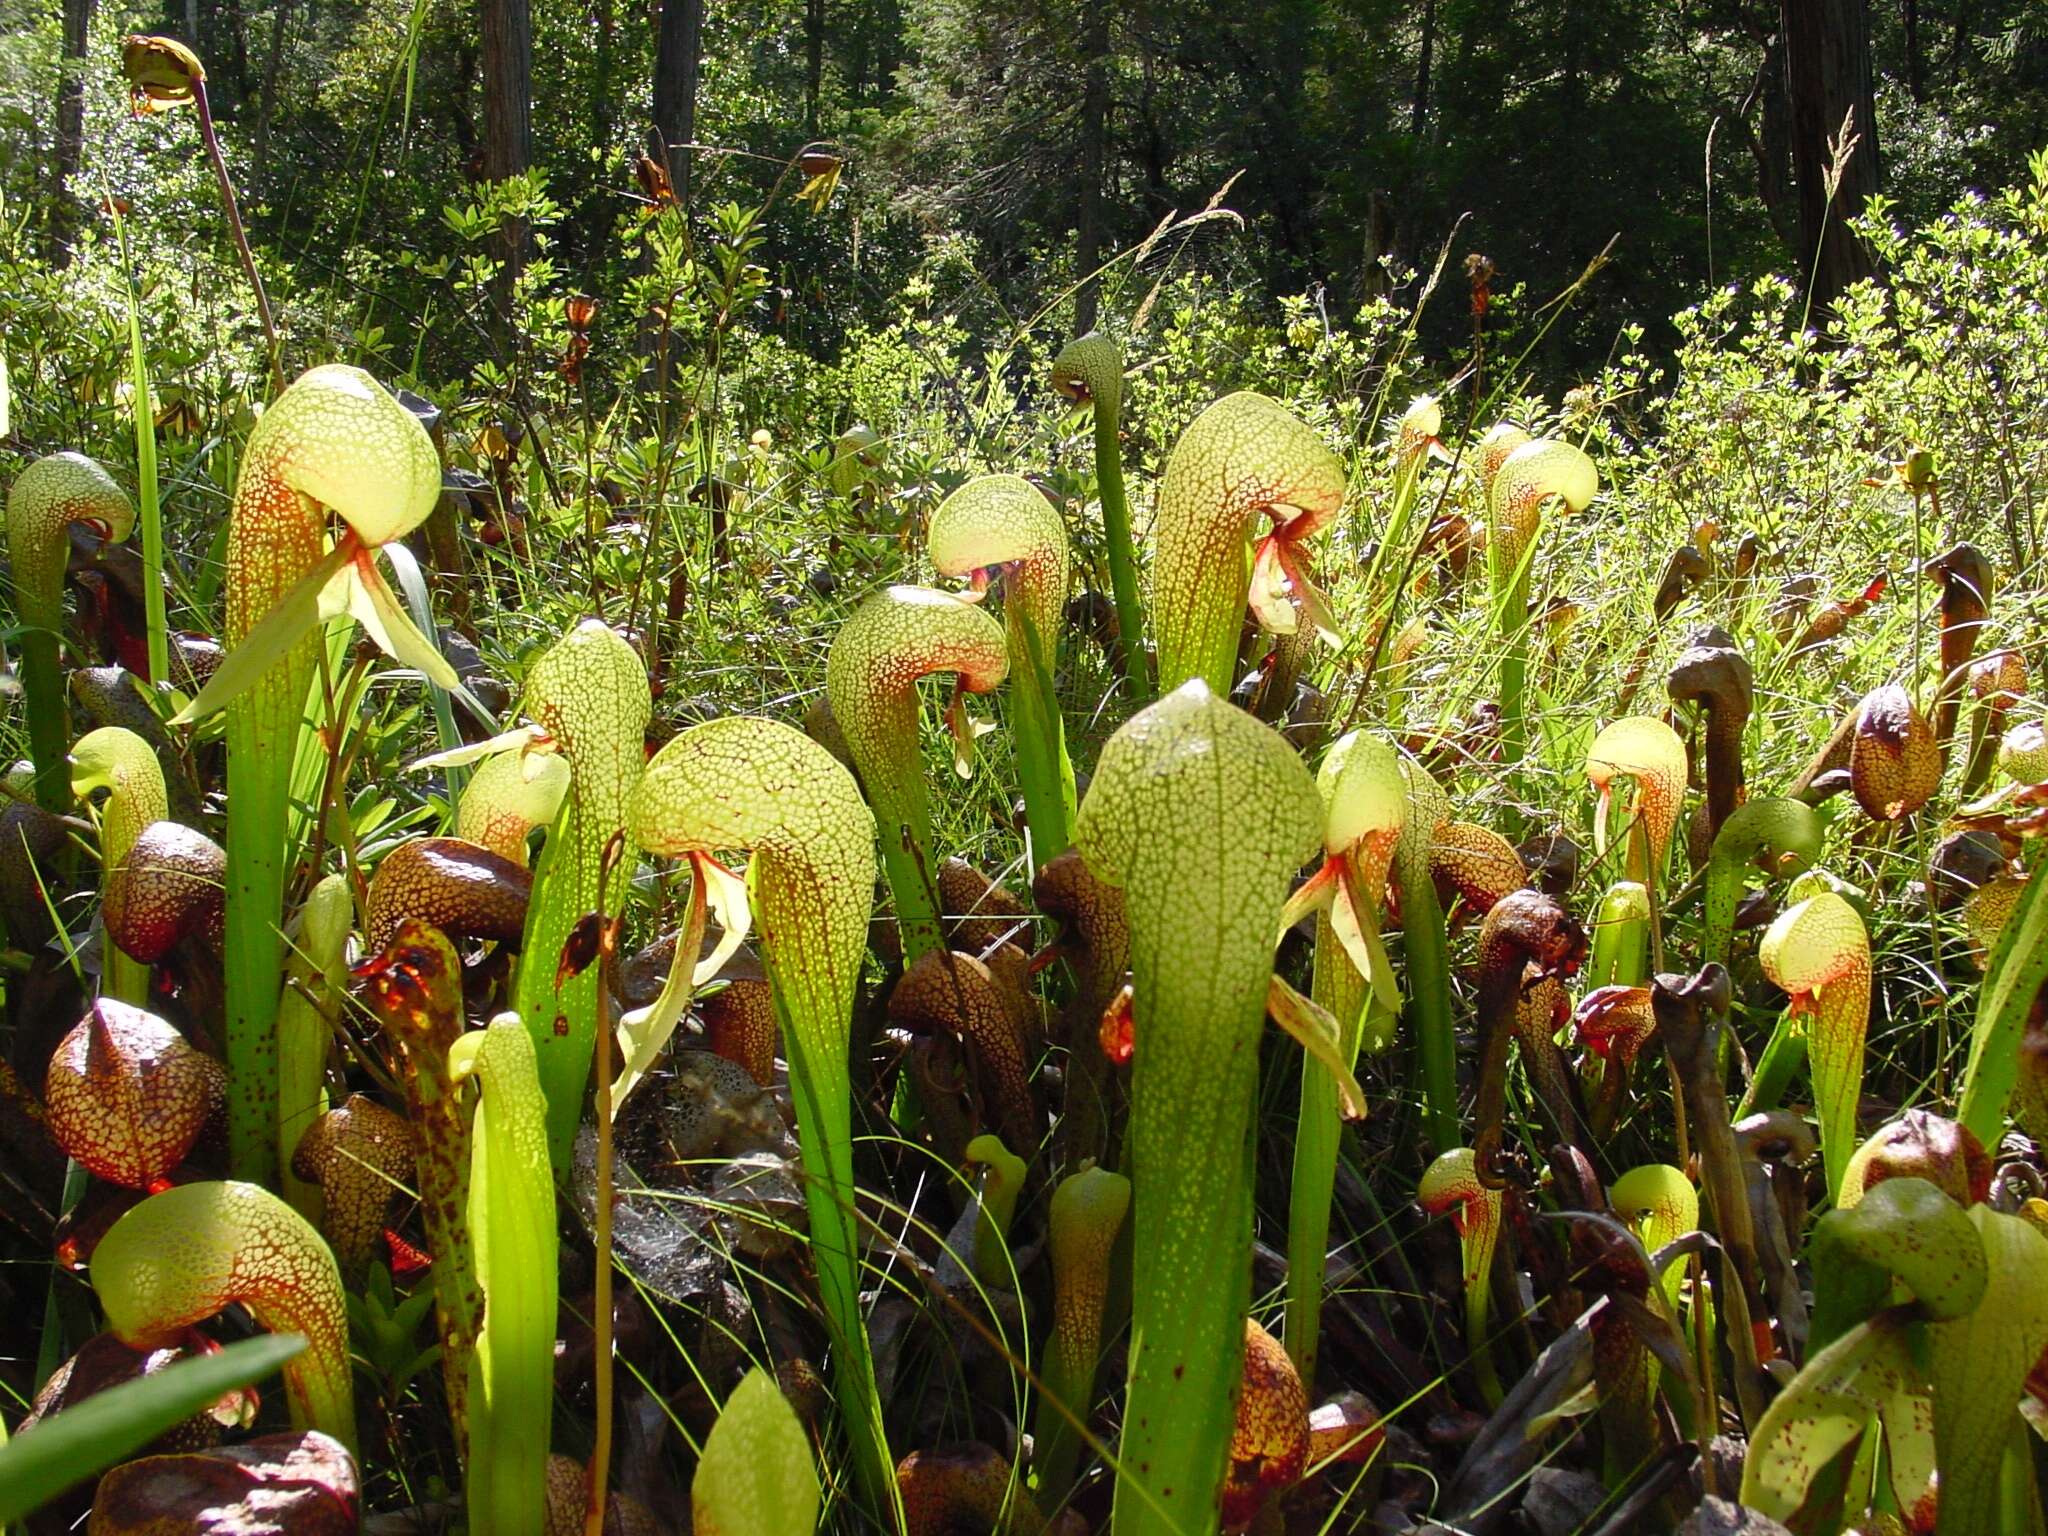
478;0;533;292
805;0;823;133
49;0;95;265
652;0;703;199
1138;49;1169;212
1903;0;1924;102
1411;0;1434;135
1781;0;1879;314
1736;29;1798;252
253;0;293;181
583;0;615;266
591;0;615;149
1072;0;1111;333
225;0;253;110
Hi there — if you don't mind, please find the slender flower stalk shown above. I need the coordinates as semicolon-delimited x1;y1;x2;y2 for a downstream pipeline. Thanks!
1051;334;1147;698
69;726;168;1006
1280;729;1405;1385
930;474;1077;868
91;1180;354;1452
1392;759;1460;1153
120;36;282;391
627;716;893;1512
4;452;134;811
1152;393;1346;697
827;585;1007;964
171;364;450;1185
1074;679;1320;1536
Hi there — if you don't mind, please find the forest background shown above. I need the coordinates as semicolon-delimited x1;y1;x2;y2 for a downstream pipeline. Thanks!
2;0;2045;402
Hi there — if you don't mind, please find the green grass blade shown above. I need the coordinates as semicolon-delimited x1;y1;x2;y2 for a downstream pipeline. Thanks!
0;1333;307;1524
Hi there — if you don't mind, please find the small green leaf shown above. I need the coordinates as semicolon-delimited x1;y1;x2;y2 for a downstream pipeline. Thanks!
692;1368;820;1536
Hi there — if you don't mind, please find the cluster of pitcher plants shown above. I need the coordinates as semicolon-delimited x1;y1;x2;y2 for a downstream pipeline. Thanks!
4;290;2048;1534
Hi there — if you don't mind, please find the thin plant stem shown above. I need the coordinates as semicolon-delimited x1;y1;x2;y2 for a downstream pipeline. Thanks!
191;81;285;396
103;186;169;685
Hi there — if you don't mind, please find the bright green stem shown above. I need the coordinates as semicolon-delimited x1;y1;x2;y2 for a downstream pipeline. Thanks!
69;727;167;1007
91;1179;355;1453
1007;617;1077;869
278;874;350;1219
1759;892;1871;1204
1587;881;1650;991
1703;798;1822;972
1077;680;1321;1536
1285;916;1360;1387
1394;761;1458;1155
1359;399;1440;615
629;717;893;1514
1485;436;1597;767
449;1014;557;1536
929;475;1077;869
1285;731;1403;1387
1033;1165;1130;1503
1743;1014;1808;1117
511;620;650;1168
1497;564;1535;768
1399;866;1460;1155
363;921;482;1448
827;585;1007;964
1094;406;1147;696
205;366;442;1185
1053;334;1147;699
115;211;169;687
5;453;135;811
17;628;72;813
1152;392;1345;698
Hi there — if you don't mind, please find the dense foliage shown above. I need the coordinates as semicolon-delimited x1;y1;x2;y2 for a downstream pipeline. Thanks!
4;5;2048;1535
